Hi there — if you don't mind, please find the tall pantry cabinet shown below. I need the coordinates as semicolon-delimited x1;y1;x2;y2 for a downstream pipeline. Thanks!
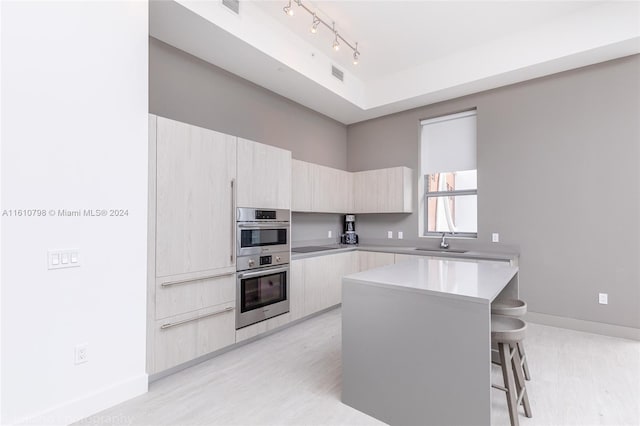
147;115;237;375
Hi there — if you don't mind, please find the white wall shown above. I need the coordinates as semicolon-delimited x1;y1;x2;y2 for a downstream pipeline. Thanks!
1;1;148;424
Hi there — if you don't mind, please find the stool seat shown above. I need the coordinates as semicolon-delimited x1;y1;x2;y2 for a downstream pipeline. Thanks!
492;298;527;317
491;315;527;343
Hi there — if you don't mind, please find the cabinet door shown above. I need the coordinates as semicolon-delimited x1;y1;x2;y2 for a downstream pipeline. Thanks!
155;273;235;320
303;252;357;315
289;260;305;321
237;138;291;209
152;301;236;373
394;254;424;264
358;251;395;271
352;167;413;213
155;117;236;277
292;159;312;212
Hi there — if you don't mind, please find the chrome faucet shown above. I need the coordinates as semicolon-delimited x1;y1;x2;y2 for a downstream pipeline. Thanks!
440;233;450;249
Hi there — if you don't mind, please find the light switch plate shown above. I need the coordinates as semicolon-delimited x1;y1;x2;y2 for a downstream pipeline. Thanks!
398;231;404;240
387;231;393;239
492;233;500;243
327;230;332;238
48;249;80;270
598;293;608;305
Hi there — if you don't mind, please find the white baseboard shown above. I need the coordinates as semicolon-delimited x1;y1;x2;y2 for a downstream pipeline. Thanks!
526;311;640;341
13;374;148;426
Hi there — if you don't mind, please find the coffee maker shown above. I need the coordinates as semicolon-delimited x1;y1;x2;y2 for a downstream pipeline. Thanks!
341;214;359;245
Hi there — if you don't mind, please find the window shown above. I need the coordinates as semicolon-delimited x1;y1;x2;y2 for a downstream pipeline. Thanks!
420;110;477;238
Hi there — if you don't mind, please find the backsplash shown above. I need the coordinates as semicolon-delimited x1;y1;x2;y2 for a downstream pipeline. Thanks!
291;212;344;245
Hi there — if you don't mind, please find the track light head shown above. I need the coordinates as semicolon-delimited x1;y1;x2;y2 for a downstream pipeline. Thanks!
283;0;293;16
333;34;340;51
353;43;359;65
311;14;320;33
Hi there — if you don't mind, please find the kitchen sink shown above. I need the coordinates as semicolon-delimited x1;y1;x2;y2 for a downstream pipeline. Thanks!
414;248;468;254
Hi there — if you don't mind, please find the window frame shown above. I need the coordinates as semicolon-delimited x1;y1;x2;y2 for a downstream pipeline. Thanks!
423;174;478;238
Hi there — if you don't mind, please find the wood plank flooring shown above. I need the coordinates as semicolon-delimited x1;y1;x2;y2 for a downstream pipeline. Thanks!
76;308;640;426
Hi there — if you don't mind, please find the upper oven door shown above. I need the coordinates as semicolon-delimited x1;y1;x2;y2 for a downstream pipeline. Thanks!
237;222;290;256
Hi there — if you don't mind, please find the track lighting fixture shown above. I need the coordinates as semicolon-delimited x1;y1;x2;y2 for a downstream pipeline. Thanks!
281;0;360;65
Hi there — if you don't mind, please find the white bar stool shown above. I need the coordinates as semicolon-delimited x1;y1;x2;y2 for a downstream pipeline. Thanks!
491;314;532;426
492;298;531;380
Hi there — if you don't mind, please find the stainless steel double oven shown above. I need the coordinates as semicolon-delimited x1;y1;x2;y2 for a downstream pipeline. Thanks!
236;207;290;329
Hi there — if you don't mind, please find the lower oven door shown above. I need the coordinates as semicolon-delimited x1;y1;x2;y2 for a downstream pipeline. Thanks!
236;265;289;329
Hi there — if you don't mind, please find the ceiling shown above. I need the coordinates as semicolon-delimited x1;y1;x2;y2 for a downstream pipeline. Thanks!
150;0;640;124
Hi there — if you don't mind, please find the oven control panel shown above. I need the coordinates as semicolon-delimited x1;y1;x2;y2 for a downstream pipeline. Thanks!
236;251;290;271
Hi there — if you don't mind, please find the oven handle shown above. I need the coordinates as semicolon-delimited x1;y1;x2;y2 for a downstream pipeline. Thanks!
237;266;289;279
237;222;290;229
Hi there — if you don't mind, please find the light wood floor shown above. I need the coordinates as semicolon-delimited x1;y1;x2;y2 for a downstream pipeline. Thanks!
77;308;640;426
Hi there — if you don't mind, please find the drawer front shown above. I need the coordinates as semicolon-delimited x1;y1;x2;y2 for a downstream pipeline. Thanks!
156;272;235;319
153;302;236;373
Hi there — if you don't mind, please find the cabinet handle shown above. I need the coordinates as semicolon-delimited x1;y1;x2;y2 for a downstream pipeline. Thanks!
230;179;235;263
160;306;235;330
160;271;235;287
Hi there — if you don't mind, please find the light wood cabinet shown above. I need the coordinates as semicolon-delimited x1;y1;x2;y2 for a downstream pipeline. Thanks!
292;159;351;213
291;160;412;214
153;301;236;373
237;137;291;209
352;167;413;213
291;251;357;319
149;115;238;375
155;272;236;320
311;163;351;213
292;159;312;212
155;116;236;278
289;259;306;321
357;251;395;271
394;254;424;264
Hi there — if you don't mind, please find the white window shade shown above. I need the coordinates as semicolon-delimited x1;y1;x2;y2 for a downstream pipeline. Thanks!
421;110;476;174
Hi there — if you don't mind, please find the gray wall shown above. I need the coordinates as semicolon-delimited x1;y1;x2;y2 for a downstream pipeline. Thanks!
149;37;348;169
347;55;640;329
291;213;343;245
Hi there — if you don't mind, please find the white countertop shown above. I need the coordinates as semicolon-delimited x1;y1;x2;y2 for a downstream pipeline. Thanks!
291;244;518;263
342;257;518;304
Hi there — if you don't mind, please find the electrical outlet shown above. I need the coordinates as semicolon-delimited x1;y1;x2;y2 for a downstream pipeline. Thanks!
327;230;332;238
598;293;608;305
74;344;88;365
398;231;404;240
492;233;500;243
387;231;393;239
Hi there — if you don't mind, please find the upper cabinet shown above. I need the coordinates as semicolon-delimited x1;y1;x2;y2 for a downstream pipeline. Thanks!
292;160;412;214
352;167;413;213
292;159;351;213
155;116;236;278
292;159;312;212
237;137;291;210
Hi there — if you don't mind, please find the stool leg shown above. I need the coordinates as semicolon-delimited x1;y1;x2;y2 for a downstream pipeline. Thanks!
512;345;532;418
517;341;531;381
499;342;519;426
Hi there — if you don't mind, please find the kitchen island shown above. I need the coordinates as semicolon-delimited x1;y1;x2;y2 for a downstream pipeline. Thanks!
341;257;519;426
